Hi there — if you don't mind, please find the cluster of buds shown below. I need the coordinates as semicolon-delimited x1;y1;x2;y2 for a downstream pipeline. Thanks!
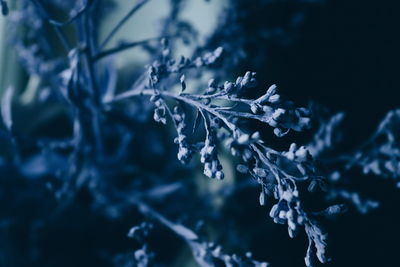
304;204;346;267
167;55;192;73
192;241;269;267
148;46;224;77
226;131;260;162
251;84;280;113
194;46;224;67
127;222;153;242
173;106;193;164
284;143;312;163
250;84;311;136
147;61;167;86
223;71;257;95
133;245;154;267
269;182;344;267
355;110;400;180
200;135;224;179
304;222;329;267
150;95;167;124
282;143;317;178
269;188;304;238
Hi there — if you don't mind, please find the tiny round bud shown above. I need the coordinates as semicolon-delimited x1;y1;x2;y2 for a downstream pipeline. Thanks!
206;86;217;94
250;103;260;114
236;164;248;174
272;108;286;120
269;94;280;103
259;191;266;206
150;94;160;102
161;38;169;47
208;78;217;88
237;134;250;144
273;127;285;137
251;131;260;140
278;210;287;219
288;227;296;238
253;168;267;177
215;171;224;180
203;98;211;105
224;81;234;92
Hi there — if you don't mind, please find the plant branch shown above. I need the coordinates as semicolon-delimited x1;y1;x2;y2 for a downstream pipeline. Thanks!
45;0;94;27
30;0;72;51
93;37;166;61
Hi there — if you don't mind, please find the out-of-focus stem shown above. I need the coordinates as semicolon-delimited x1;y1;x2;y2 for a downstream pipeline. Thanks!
99;0;151;49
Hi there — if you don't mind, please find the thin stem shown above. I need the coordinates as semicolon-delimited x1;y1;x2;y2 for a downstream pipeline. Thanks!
73;10;103;156
185;92;253;105
82;13;99;103
93;37;165;61
108;89;236;130
218;109;269;123
45;0;94;27
30;0;72;51
134;200;199;241
99;0;151;49
108;89;280;158
199;108;211;138
251;144;282;186
163;100;178;128
108;88;292;185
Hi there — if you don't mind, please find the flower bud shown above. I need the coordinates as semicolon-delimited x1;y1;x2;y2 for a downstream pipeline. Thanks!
236;164;249;174
269;94;280;103
208;78;217;88
259;191;266;206
224;81;234;92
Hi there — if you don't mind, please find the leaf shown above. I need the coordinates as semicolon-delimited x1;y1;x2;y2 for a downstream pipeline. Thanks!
1;86;13;131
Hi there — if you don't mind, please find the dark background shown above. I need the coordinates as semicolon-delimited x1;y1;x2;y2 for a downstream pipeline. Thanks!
238;0;400;266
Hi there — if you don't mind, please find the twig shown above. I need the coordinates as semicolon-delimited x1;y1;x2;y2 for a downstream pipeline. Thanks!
93;37;165;61
29;0;72;51
44;0;94;27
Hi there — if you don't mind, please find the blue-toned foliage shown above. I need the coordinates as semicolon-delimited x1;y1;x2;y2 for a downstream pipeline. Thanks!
0;1;399;267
